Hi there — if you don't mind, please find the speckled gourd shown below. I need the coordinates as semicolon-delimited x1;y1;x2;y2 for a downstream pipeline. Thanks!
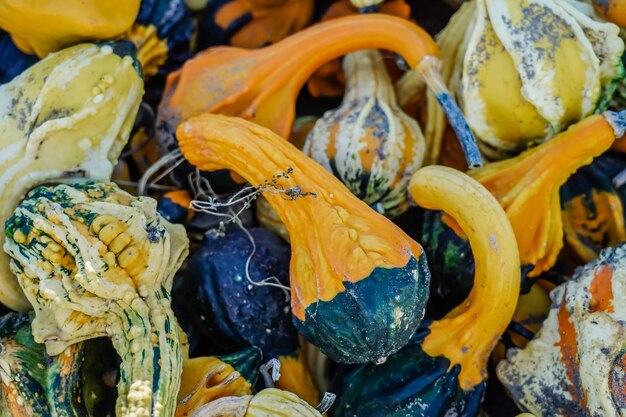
304;49;425;218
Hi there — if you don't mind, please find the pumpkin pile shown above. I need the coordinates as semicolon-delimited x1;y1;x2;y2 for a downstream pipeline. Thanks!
1;1;626;416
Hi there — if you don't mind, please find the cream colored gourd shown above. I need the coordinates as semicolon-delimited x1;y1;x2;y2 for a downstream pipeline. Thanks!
304;49;425;217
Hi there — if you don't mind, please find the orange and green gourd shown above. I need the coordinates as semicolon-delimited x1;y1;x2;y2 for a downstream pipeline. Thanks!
468;110;626;277
197;0;314;49
177;114;432;364
158;14;483;169
304;48;426;218
331;165;520;416
0;0;141;57
4;182;189;417
0;313;87;417
593;0;626;26
497;243;626;416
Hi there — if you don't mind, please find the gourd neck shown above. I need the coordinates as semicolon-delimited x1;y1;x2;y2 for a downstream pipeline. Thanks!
409;166;520;391
257;14;438;97
342;49;396;103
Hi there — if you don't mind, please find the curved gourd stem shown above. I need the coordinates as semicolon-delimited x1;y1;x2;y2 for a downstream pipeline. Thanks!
469;111;624;277
177;114;423;321
166;14;481;167
409;166;520;391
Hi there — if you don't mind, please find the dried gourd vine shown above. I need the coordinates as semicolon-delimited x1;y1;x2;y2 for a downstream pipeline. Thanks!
188;167;316;297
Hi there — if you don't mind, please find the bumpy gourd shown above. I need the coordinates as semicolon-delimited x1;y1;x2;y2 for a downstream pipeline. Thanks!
498;244;626;416
158;14;482;169
0;0;141;57
331;166;520;416
191;389;322;417
4;182;189;417
176;349;260;417
0;313;86;417
173;225;320;405
126;0;193;83
177;114;431;364
402;0;624;160
560;153;626;262
469;111;626;276
0;41;144;312
198;0;314;49
304;49;425;218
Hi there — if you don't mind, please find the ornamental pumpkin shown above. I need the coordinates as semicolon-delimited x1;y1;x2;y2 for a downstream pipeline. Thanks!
0;0;141;57
468;110;626;277
172;225;320;404
158;14;482;169
126;0;192;80
330;165;520;416
304;49;426;218
4;182;189;417
191;388;323;417
0;41;143;312
497;243;626;416
0;313;86;417
177;114;431;364
197;0;314;50
0;31;37;84
560;153;626;262
176;349;261;417
401;0;625;160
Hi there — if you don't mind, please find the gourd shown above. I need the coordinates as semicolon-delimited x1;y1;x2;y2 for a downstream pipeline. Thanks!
330;166;520;416
126;0;193;101
0;313;86;417
4;182;189;417
158;14;482;170
0;31;37;84
192;388;323;417
400;0;625;160
0;41;144;312
172;225;320;405
197;0;314;49
176;348;261;417
157;190;193;224
592;0;626;26
0;0;141;57
497;243;626;416
468;110;626;277
304;49;426;218
560;153;626;262
177;114;431;364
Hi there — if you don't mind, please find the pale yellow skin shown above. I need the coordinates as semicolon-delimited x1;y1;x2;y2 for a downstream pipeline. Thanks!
0;43;143;311
0;0;141;57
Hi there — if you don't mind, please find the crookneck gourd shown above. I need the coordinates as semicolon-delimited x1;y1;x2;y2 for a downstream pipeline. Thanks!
176;348;261;417
561;152;626;263
304;49;426;218
331;165;520;416
0;41;144;312
0;313;86;417
197;0;314;49
4;182;189;417
498;243;626;416
469;110;626;277
172;225;320;405
158;13;482;169
0;0;141;57
177;114;431;364
400;0;624;160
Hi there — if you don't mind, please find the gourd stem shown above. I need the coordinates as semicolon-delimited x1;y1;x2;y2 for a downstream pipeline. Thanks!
409;166;520;391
